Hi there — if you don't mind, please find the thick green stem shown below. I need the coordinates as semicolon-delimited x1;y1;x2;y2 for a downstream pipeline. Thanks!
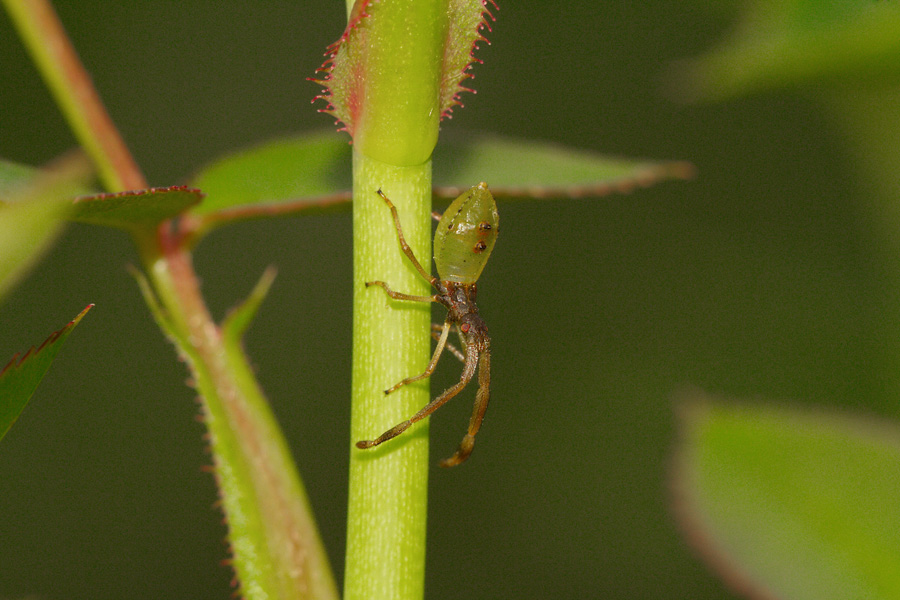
346;151;433;600
337;0;448;596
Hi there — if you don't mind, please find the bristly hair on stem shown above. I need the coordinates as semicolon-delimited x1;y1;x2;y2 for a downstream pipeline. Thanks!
309;0;375;135
440;0;497;119
309;0;498;138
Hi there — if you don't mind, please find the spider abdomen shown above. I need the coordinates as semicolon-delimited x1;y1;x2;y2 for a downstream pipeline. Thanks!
434;182;499;284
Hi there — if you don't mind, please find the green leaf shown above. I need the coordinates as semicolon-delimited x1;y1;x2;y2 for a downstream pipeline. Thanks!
675;1;900;101
221;266;277;343
433;135;694;198
0;159;39;198
187;131;692;232
0;198;73;301
71;185;203;230
0;155;93;302
189;131;351;218
672;393;900;600
0;304;93;442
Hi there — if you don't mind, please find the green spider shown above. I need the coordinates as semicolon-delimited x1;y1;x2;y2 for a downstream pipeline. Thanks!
357;182;500;467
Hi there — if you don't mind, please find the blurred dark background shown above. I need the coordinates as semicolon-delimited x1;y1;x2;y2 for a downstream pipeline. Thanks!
1;2;892;599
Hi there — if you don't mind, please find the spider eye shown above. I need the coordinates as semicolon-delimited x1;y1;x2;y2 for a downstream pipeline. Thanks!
461;323;471;333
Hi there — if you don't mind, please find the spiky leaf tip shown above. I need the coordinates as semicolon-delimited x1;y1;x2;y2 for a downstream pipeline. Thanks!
0;304;93;441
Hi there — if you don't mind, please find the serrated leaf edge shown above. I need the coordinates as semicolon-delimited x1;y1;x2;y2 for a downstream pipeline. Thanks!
1;304;93;378
72;185;205;230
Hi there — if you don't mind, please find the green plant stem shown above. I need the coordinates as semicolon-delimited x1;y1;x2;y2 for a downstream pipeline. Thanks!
3;0;145;191
6;1;338;597
135;232;338;600
346;151;433;600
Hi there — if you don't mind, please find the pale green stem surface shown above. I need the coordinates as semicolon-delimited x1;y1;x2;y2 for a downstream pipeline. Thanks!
346;151;434;600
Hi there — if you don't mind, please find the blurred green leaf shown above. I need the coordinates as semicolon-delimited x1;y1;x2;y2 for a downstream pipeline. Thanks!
0;159;39;198
188;131;692;232
675;1;900;101
189;131;351;218
0;155;92;302
0;198;71;300
71;186;203;230
433;135;694;198
0;304;92;442
672;394;900;600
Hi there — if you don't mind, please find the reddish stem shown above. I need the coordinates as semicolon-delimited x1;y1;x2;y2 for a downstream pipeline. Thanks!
22;0;146;190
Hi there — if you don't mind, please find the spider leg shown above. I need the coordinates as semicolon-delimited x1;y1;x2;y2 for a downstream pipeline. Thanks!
433;323;465;362
439;347;491;468
384;321;452;394
366;280;437;304
377;189;437;286
356;345;478;451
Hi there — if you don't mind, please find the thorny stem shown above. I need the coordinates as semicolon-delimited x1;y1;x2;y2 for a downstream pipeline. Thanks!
6;2;337;598
136;229;338;600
